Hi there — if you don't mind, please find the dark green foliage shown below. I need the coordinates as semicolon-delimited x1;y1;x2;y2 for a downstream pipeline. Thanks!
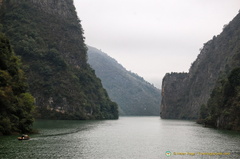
0;33;35;135
0;1;118;120
198;104;208;123
228;68;240;87
200;68;240;130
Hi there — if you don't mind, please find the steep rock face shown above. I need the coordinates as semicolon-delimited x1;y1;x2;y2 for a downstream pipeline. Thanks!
161;12;240;119
6;0;76;18
88;46;161;116
0;0;118;119
29;0;76;18
161;73;188;118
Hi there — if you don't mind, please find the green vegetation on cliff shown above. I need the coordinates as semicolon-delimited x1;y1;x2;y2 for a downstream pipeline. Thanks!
161;12;240;127
0;0;118;120
0;33;35;135
199;68;240;130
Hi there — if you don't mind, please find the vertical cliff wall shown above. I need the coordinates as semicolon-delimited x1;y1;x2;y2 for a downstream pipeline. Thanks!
161;73;188;118
29;0;76;18
0;0;118;119
161;12;240;119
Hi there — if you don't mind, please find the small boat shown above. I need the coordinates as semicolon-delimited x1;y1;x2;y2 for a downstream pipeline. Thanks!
18;134;30;140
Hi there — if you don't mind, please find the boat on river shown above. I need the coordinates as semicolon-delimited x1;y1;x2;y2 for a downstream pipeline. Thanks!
18;134;30;140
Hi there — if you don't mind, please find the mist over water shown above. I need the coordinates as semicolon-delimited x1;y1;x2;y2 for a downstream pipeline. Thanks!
0;117;239;159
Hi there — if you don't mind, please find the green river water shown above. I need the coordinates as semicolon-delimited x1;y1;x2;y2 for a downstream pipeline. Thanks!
0;117;240;159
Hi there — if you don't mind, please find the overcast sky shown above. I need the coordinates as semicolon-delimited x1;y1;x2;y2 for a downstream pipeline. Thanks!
74;0;239;89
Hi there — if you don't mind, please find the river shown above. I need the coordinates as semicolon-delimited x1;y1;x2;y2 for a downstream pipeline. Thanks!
0;117;239;159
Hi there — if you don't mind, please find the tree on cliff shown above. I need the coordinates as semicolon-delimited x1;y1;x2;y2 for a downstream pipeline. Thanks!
200;67;240;130
0;33;35;135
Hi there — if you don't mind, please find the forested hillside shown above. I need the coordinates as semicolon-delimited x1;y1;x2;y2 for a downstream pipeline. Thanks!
88;46;161;116
199;68;240;130
0;0;118;120
0;33;35;135
161;12;240;130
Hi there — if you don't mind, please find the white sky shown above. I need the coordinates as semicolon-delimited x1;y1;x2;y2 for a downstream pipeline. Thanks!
74;0;240;89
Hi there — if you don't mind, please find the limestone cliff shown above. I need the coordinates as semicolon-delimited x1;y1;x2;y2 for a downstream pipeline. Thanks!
30;0;76;18
160;73;188;118
161;12;240;119
0;0;118;119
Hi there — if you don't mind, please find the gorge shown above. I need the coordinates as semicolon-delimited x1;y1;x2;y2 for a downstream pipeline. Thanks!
161;12;240;130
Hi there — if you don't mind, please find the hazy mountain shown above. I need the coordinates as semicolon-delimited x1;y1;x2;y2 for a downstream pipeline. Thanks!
87;46;161;116
0;0;118;120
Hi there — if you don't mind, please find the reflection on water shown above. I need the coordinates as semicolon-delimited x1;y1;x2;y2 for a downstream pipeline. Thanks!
0;117;239;159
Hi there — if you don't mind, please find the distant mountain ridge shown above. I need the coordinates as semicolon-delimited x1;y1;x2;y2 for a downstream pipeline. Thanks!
87;46;161;116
